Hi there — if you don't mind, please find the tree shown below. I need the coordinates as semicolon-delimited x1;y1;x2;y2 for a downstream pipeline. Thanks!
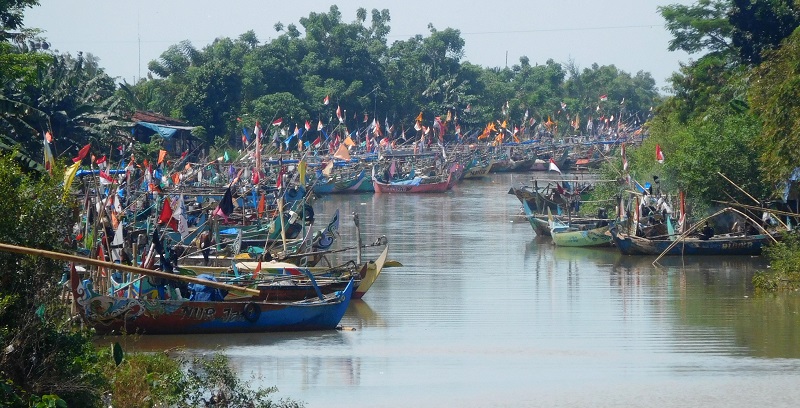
659;0;735;56
0;154;105;406
0;0;39;41
729;0;800;65
749;26;800;185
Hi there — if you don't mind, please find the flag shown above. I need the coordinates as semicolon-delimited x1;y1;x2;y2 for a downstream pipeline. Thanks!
242;127;250;145
173;194;189;239
334;144;351;161
43;132;55;174
317;120;324;132
621;143;629;171
323;95;330;105
257;193;266;218
416;112;423;122
158;197;179;231
464;103;471;113
158;149;167;165
276;167;285;189
62;161;81;199
548;158;562;174
656;144;665;163
111;220;124;262
343;135;356;147
600;94;608;101
305;120;311;131
213;187;234;222
97;242;107;277
299;159;307;184
312;135;322;148
98;171;114;185
336;105;344;123
322;160;334;176
271;117;283;127
253;260;262;279
72;143;91;163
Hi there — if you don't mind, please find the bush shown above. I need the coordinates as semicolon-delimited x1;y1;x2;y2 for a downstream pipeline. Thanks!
753;231;800;292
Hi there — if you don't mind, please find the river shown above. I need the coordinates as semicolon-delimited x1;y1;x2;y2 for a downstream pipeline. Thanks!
132;173;800;407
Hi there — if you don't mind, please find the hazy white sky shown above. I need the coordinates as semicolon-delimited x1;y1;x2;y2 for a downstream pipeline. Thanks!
26;0;692;90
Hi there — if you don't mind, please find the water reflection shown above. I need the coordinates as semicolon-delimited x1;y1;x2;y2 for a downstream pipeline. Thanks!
131;173;800;407
341;300;385;330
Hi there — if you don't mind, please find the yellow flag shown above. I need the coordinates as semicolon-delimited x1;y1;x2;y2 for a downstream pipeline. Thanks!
298;160;307;183
416;112;423;122
344;136;356;147
63;161;81;200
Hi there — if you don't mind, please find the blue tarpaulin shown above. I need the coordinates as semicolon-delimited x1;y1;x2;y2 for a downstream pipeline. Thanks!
135;121;194;139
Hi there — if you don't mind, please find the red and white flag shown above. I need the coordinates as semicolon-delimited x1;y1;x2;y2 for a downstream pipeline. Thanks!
548;158;562;174
271;117;283;127
304;120;311;131
323;95;330;105
656;144;665;163
336;105;344;123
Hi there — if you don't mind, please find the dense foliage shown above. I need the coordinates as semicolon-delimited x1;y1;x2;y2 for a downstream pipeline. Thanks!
753;231;800;291
126;5;659;148
631;0;800;212
0;153;103;406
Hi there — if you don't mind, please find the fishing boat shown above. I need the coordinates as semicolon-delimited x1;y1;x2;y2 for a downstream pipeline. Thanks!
547;210;612;247
73;270;355;335
372;164;459;193
608;225;777;256
176;244;391;300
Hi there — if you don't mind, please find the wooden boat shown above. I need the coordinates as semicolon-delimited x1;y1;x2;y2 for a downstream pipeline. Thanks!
609;225;776;256
519;199;602;238
548;210;612;247
311;170;368;194
461;159;494;179
0;242;355;335
73;270;355;334
372;166;457;193
178;244;391;300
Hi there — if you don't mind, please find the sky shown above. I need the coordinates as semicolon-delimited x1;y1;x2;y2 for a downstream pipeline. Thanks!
25;0;693;91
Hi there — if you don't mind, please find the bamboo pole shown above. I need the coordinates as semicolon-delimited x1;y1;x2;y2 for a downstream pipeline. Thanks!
0;242;260;296
712;200;800;218
717;172;760;205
